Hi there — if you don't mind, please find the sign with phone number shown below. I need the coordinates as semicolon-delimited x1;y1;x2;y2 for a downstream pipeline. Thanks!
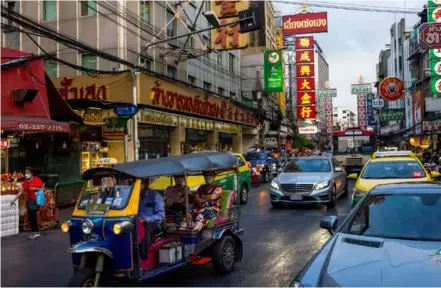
19;123;64;132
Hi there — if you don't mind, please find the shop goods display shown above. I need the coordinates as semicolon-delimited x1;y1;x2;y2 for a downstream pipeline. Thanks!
1;195;19;237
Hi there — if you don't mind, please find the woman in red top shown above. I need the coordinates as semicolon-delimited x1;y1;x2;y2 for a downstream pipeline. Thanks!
11;167;44;239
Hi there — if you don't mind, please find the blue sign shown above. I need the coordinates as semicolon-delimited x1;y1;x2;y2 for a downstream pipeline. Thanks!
114;104;139;117
366;93;376;126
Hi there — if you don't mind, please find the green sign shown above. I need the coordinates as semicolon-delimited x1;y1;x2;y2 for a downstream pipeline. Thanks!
381;109;405;121
428;0;441;8
103;117;128;137
350;84;372;94
431;77;441;95
264;50;284;93
428;6;441;22
318;89;337;98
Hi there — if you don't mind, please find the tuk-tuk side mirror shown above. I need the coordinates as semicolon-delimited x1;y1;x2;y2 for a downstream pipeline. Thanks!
347;173;358;180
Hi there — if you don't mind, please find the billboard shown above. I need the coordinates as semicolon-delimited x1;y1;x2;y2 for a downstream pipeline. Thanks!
211;0;249;50
282;12;328;35
264;50;284;93
299;126;318;134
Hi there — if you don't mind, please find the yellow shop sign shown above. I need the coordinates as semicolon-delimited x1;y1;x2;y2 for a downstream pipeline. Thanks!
137;110;178;126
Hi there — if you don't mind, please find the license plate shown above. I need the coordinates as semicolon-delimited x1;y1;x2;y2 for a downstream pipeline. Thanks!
290;194;302;201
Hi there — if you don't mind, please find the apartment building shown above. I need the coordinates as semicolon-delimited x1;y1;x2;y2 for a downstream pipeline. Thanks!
2;0;242;97
333;107;357;129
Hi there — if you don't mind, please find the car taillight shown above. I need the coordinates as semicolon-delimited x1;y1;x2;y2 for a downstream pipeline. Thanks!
413;172;422;177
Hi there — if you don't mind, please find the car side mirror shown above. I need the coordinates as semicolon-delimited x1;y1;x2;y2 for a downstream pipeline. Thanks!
430;171;441;179
320;215;338;235
347;173;358;180
334;167;343;173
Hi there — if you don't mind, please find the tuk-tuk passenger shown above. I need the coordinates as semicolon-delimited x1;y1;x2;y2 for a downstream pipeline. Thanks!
139;178;165;249
165;174;191;216
191;171;223;232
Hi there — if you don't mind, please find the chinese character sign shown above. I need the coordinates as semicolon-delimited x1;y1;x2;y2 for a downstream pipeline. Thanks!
366;93;376;126
296;78;316;92
296;64;315;77
211;0;249;50
296;50;314;63
357;94;367;128
297;92;316;105
264;50;284;93
324;97;333;133
297;106;316;119
428;1;441;96
295;36;314;50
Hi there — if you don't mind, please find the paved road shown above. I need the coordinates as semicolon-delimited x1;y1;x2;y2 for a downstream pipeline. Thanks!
1;181;354;287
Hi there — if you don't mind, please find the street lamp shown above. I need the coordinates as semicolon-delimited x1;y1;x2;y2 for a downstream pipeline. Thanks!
204;11;220;28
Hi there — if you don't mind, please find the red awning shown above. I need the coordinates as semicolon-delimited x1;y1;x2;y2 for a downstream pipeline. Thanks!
1;115;71;133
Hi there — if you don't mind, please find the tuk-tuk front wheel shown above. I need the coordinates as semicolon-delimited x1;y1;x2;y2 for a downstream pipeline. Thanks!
67;267;95;287
212;235;236;275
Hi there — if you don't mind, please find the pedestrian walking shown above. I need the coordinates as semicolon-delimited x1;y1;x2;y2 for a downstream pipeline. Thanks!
10;167;44;239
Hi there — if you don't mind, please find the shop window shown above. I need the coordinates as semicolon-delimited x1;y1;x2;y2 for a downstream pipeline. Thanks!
186;129;209;153
229;53;235;73
217;52;222;65
80;0;96;17
43;0;57;21
203;35;209;58
166;10;176;37
139;1;150;24
167;66;177;79
203;81;212;91
205;0;211;11
218;87;224;96
188;75;196;85
140;57;152;70
44;59;58;78
219;132;233;152
81;54;97;74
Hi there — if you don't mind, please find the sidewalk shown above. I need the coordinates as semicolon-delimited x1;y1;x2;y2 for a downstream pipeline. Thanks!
1;207;74;287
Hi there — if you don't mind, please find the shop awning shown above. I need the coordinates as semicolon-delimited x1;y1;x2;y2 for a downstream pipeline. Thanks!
1;115;71;133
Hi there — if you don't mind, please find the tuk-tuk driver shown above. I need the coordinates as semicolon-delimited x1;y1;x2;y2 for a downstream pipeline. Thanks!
139;178;165;249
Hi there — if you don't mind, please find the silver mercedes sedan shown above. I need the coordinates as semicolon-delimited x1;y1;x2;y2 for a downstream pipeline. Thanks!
269;156;348;209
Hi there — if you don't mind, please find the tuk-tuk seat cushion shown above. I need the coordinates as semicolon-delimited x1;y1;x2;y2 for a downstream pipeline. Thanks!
205;190;235;228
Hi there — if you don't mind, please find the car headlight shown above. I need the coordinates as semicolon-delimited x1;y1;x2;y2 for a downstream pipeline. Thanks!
291;280;304;288
81;219;94;235
61;221;71;233
315;181;330;190
353;187;366;198
270;180;280;190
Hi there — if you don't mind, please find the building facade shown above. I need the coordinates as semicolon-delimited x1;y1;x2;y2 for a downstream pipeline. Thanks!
332;107;357;130
2;0;258;166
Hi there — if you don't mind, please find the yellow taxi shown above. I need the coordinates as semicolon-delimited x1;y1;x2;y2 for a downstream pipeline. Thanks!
348;150;441;206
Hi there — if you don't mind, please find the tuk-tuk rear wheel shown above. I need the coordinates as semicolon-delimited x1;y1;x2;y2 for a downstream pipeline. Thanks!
212;235;236;275
67;267;95;287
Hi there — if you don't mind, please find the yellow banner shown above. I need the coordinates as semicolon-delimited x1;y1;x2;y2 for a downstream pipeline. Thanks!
52;72;132;102
210;0;249;51
276;28;286;116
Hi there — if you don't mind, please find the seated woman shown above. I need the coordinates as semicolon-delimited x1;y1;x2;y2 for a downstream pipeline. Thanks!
190;171;223;232
165;174;191;216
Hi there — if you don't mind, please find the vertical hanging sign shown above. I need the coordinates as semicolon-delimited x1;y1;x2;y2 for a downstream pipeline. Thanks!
366;93;376;126
324;97;333;133
428;0;441;96
296;35;316;120
264;50;284;93
357;94;367;129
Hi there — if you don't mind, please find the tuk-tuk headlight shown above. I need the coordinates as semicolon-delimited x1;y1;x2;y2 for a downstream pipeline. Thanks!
81;219;94;235
113;221;134;235
61;221;71;233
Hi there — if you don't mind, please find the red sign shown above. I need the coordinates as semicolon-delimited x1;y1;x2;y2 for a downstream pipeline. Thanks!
296;50;314;63
324;97;333;134
297;106;316;119
357;94;367;129
282;12;328;35
297;92;316;105
379;77;405;101
297;78;316;91
0;139;10;149
295;36;314;50
58;77;107;101
296;64;315;77
419;22;441;50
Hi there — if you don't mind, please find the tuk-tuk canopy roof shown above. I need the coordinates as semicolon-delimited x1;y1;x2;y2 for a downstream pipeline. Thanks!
82;152;238;180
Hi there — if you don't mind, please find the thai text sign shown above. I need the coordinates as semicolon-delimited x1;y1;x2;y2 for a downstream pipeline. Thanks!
381;109;405;121
318;89;337;98
138;74;258;126
211;0;249;50
264;50;284;93
295;36;314;50
297;106;316;119
52;72;131;102
351;84;372;94
102;118;127;138
299;126;318;134
296;64;314;77
137;109;178;126
282;12;328;35
419;22;441;50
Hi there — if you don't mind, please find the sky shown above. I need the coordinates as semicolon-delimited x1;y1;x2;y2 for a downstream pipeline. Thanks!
274;0;426;112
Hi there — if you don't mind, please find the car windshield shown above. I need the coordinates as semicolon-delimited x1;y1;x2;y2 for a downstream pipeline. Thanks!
78;176;135;212
361;160;426;179
284;159;331;172
245;152;266;161
348;193;441;241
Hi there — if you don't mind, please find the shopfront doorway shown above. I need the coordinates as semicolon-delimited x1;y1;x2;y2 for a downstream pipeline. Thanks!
219;132;234;152
185;128;210;153
138;125;172;159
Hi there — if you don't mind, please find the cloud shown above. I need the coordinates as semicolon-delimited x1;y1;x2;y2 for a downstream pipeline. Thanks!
274;0;425;114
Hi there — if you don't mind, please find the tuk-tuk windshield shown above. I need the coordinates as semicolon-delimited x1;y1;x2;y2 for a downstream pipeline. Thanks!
77;176;135;210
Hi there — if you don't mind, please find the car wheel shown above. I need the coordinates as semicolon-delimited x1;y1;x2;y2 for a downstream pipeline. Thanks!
271;201;282;208
240;184;249;204
212;235;236;275
326;186;336;210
